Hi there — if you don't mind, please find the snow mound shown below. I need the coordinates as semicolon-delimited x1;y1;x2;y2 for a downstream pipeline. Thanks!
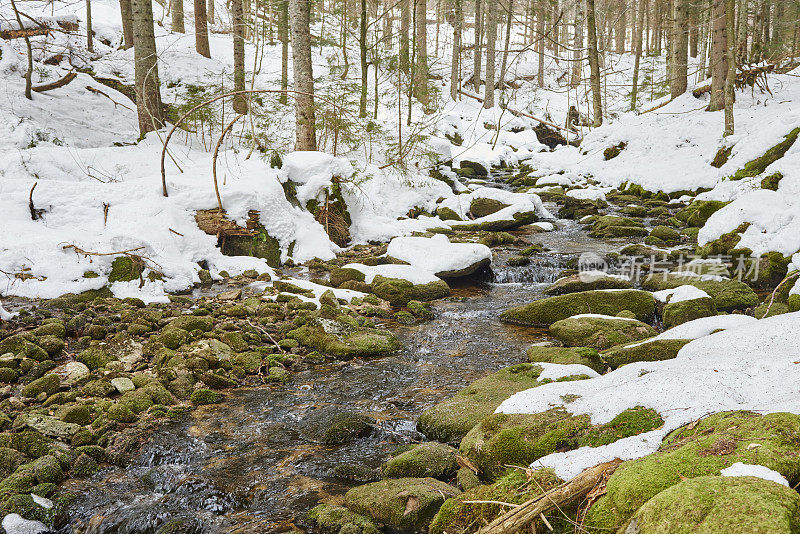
342;263;440;285
537;362;601;381
566;188;609;202
1;514;48;534
386;234;491;277
721;463;790;486
497;312;800;479
653;285;710;303
280;151;354;206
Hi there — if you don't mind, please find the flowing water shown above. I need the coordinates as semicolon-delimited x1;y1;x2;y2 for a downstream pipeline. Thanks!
62;194;634;534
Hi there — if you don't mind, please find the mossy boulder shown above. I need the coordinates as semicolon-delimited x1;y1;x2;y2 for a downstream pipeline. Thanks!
417;364;551;443
543;274;632;295
169;315;214;332
469;197;510;218
755;301;789;319
287;318;401;359
549;315;657;350
586;216;647;238
501;290;655;327
459;160;488;176
696;223;749;257
649;225;681;245
308;504;381;534
0;447;28;479
602;338;692;369
77;347;117;370
301;407;375;445
21;374;61;399
584;411;800;532
107;403;137;423
430;469;565;534
0;336;48;362
731;127;800;180
190;389;222;405
461;407;663;482
330;267;367;287
344;477;459;531
157;327;190;350
676;200;728;227
642;277;758;312
371;276;450;306
108;256;144;283
436;207;462;221
662;297;717;328
382;442;459;480
626;475;800;534
20;414;80;440
527;346;606;374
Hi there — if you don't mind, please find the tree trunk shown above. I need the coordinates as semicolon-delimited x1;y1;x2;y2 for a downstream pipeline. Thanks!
724;0;736;135
120;0;134;49
671;0;688;97
278;0;289;104
359;0;369;116
400;0;411;72
709;0;727;111
483;0;497;107
413;0;429;105
232;0;247;113
571;0;584;87
207;0;215;25
736;0;748;62
472;0;483;91
536;4;545;87
499;0;513;94
631;0;645;109
194;0;211;57
86;0;94;52
750;0;762;61
616;0;626;54
9;0;32;99
586;0;603;126
450;0;462;100
131;0;165;134
290;0;317;150
689;0;698;56
171;0;184;32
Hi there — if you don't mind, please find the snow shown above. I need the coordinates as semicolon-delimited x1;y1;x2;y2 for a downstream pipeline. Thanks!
0;302;16;321
569;314;641;323
437;187;552;221
386;234;491;276
720;463;790;487
1;514;48;534
654;314;758;340
30;495;53;509
537;363;601;381
498;312;800;480
652;285;710;303
532;222;555;232
342;263;441;285
277;278;365;303
280;152;354;206
565;188;609;202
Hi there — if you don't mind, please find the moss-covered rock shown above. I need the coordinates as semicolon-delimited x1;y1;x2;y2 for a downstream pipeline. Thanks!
308;504;381;534
371;276;450;306
417;364;550;443
436;206;462;221
329;267;367;287
641;277;758;312
675;200;728;227
470;198;510;218
344;477;459;531
382;442;459;480
602;338;692;369
755;301;789;319
287;317;401;358
527;346;606;374
107;403;137;423
696;223;749;257
430;468;564;534
731;127;800;180
626;475;800;534
662;297;717;328
0;336;48;362
649;225;681;245
21;374;60;399
501;290;655;327
169;315;214;332
190;389;222;405
549;315;657;350
543;274;632;295
77;347;117;370
157;327;190;350
0;447;28;479
108;256;144;283
584;411;800;532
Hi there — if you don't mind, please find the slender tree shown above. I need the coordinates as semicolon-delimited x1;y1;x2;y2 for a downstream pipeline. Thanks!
9;0;32;99
171;0;184;32
586;0;603;125
87;0;94;52
413;0;429;105
483;0;497;107
571;0;584;87
724;0;736;135
709;0;727;111
400;0;411;73
450;0;463;100
359;0;369;117
671;0;689;97
536;3;545;87
499;0;513;94
131;0;165;134
120;0;134;49
194;0;211;57
278;0;289;104
631;0;646;109
289;0;317;150
207;0;215;25
473;0;483;91
231;0;247;114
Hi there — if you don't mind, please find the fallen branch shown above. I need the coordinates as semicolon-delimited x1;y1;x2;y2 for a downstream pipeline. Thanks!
457;89;573;134
32;71;76;93
477;459;622;534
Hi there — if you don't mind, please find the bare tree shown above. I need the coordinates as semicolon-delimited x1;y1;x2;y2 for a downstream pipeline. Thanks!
401;0;411;72
709;0;727;111
586;0;603;125
450;0;463;100
413;0;429;105
724;0;736;135
171;0;185;32
671;0;689;97
120;0;134;49
571;0;584;87
483;0;497;107
195;0;211;57
131;0;165;134
536;2;545;87
290;0;317;150
631;0;646;109
473;0;483;90
359;0;369;116
9;0;32;99
278;0;289;104
87;0;94;52
232;0;248;114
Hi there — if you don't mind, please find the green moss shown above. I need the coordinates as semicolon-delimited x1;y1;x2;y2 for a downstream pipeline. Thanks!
436;207;462;221
30;454;64;484
629;475;800;534
731;128;800;180
1;493;52;524
190;389;222;405
169;315;213;332
308;504;381;534
344;477;459;531
21;373;60;398
549;315;657;350
527;346;606;374
287;318;401;359
544;274;632;296
108;256;144;283
371;276;450;306
0;447;27;479
478;232;516;248
696;223;750;257
650;225;681;245
584;411;800;532
220;225;281;268
0;367;19;384
579;407;663;447
407;300;435;320
470;197;510;218
330;267;367;287
710;145;732;168
77;347;117;370
382;442;458;480
675;200;728;227
0;431;52;458
500;290;655;327
32;321;66;339
756;302;790;319
107;403;136;423
430;469;564;534
56;404;91;426
662;297;717;328
602;338;692;369
71;452;99;477
451;209;538;231
0;335;48;362
322;413;373;445
417;363;547;443
603;142;627;160
761;171;784;191
641;277;758;312
158;327;190;350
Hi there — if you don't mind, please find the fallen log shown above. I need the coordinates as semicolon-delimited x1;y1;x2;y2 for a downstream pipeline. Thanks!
476;459;622;534
32;71;76;93
0;27;50;39
692;64;776;97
